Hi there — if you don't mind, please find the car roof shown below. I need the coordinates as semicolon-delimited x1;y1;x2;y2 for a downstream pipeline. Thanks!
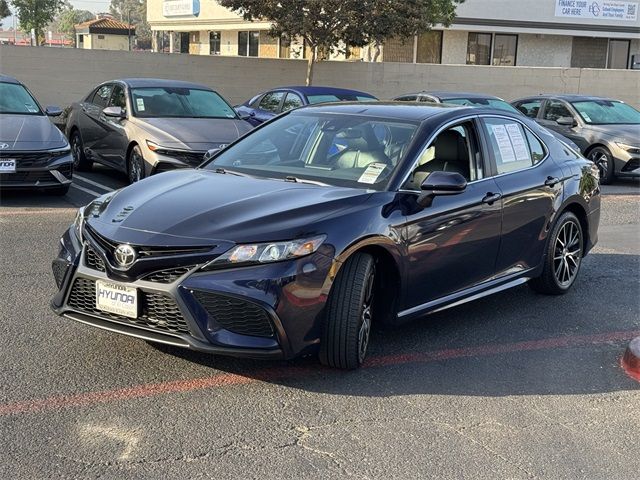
274;85;377;98
423;91;505;101
290;101;475;121
115;78;214;90
515;94;621;103
0;74;21;84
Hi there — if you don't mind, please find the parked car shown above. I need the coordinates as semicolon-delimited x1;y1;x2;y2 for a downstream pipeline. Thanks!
51;102;600;369
512;94;640;184
65;78;252;183
0;74;72;195
235;86;378;126
394;91;581;151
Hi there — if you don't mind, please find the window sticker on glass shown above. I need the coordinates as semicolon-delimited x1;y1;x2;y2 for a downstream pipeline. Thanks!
505;124;530;161
358;163;387;184
136;98;145;111
491;124;516;163
25;104;38;113
582;113;592;122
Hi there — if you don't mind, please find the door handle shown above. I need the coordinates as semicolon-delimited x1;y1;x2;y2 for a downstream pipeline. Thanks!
482;192;502;205
544;176;560;187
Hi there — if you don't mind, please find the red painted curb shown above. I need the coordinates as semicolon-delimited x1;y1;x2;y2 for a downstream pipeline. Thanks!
621;336;640;382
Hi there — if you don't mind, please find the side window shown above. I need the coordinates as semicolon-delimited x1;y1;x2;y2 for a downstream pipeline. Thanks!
92;85;113;108
108;85;126;109
396;95;418;102
418;96;437;103
481;118;546;174
515;99;542;118
543;101;573;122
281;92;303;112
259;92;285;113
404;120;483;190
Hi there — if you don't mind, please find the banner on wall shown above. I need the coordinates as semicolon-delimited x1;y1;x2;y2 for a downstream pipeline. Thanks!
555;0;638;21
163;0;200;17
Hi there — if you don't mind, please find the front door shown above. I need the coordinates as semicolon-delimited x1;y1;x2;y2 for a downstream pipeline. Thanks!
538;100;588;151
79;83;113;161
99;84;129;169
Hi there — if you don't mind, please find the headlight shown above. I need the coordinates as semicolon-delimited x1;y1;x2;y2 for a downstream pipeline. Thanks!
201;235;326;270
615;142;640;154
146;140;169;153
73;207;85;242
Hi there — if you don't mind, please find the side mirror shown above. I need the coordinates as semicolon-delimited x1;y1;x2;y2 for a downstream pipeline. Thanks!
45;105;63;117
103;106;126;119
203;148;221;162
417;171;467;208
556;116;576;127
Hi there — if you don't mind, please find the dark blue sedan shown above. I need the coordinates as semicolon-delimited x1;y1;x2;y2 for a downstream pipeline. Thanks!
51;103;600;369
235;86;377;126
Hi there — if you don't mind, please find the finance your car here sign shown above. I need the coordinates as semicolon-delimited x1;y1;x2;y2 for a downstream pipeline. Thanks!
163;0;200;17
555;0;638;21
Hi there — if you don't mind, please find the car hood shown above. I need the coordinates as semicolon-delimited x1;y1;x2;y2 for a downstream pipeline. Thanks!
135;117;252;150
0;114;67;151
85;169;372;245
585;124;640;144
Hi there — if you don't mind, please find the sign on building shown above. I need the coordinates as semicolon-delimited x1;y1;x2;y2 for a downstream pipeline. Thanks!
555;0;638;21
163;0;201;17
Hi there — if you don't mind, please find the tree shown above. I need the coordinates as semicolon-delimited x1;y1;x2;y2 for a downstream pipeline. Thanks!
0;0;11;22
51;2;94;47
109;0;150;45
218;0;465;85
12;0;63;45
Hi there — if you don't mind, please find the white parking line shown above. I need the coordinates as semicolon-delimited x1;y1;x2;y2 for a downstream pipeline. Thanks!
70;183;103;197
73;174;115;192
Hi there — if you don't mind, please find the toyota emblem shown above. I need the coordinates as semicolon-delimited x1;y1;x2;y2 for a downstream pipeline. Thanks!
0;143;9;150
114;244;137;268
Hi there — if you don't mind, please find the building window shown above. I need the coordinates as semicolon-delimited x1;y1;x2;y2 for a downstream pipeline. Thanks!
209;31;221;55
467;32;492;65
493;34;517;66
571;37;608;68
608;39;630;69
97;35;105;40
78;35;84;46
416;31;443;64
180;32;190;54
279;36;291;58
238;31;260;57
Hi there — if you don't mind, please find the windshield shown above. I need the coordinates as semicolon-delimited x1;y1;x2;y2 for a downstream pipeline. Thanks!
307;94;377;104
0;82;42;115
443;97;520;113
130;87;237;119
571;100;640;125
204;112;419;191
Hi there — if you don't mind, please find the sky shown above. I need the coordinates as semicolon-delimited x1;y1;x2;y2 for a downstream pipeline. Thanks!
2;1;112;30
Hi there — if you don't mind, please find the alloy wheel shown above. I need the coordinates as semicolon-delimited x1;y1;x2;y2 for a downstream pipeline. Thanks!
589;151;609;181
71;135;82;169
357;268;375;364
129;149;144;183
553;220;582;288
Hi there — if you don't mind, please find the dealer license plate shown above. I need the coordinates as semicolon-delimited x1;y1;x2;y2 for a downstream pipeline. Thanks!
0;159;16;173
95;280;138;319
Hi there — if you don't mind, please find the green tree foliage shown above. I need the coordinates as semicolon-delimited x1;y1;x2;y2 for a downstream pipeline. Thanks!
109;0;150;44
218;0;464;85
49;1;94;46
13;0;63;45
0;0;11;21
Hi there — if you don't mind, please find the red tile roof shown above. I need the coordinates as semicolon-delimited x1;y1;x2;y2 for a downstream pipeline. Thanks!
75;18;134;31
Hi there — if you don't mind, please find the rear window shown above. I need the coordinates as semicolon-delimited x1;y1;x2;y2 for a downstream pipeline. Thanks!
307;94;377;104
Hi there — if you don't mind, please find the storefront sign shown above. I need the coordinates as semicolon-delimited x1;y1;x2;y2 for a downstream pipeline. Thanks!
555;0;638;21
163;0;200;17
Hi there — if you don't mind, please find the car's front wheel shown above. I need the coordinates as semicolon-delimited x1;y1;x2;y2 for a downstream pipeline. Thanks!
320;252;376;369
70;131;92;171
588;146;614;185
128;145;145;184
529;211;583;295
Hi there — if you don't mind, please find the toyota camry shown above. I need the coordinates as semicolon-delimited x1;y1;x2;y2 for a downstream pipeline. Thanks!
51;103;601;369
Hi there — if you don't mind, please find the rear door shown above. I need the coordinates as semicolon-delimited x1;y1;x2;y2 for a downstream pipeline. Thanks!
479;115;564;277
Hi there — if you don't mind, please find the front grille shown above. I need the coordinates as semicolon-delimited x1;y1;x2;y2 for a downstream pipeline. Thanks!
52;259;69;288
193;290;274;337
85;246;106;272
0;171;55;184
166;151;206;166
0;152;52;167
57;164;73;179
142;265;195;283
67;278;190;334
622;158;640;172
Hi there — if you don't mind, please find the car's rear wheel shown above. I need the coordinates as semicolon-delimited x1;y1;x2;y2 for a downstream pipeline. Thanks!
70;131;92;171
128;145;145;184
320;252;376;369
529;211;583;295
588;146;614;185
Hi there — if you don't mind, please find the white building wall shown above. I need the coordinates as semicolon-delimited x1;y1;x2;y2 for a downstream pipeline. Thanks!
517;34;573;67
441;30;468;65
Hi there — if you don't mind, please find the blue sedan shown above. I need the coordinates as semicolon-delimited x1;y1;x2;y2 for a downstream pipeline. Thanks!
235;86;377;126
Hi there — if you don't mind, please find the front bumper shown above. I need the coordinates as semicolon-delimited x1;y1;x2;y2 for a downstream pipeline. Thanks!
611;144;640;177
0;152;73;189
51;228;333;360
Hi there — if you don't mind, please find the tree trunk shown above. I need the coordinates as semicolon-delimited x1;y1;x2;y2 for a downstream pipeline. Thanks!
306;47;317;86
372;42;381;63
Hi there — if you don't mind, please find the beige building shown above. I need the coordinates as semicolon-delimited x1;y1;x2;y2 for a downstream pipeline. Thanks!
75;17;136;51
147;0;640;69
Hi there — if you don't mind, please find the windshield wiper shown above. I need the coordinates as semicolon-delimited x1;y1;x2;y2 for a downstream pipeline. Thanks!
284;176;329;187
213;167;251;178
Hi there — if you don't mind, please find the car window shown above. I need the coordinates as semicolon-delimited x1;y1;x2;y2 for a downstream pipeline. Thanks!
130;87;237;119
515;99;542;118
259;92;285;113
0;82;42;115
418;96;437;103
570;100;640;125
282;92;304;112
543;101;573;122
395;95;418;102
109;85;126;109
481;117;545;174
92;85;113;108
404;120;483;190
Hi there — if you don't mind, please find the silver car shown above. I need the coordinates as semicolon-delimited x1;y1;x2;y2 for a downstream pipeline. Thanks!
512;95;640;184
65;78;252;183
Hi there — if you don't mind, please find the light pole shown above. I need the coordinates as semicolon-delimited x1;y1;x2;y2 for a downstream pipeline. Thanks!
127;9;131;51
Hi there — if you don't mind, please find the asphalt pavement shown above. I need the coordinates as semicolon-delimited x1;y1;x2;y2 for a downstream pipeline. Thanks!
0;170;638;479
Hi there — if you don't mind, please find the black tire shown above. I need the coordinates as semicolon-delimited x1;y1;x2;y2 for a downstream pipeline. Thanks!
45;184;70;196
319;252;376;369
127;145;145;184
529;211;583;295
70;130;92;171
588;146;615;185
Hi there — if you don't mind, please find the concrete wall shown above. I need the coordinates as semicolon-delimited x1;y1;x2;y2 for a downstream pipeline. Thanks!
1;45;638;109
